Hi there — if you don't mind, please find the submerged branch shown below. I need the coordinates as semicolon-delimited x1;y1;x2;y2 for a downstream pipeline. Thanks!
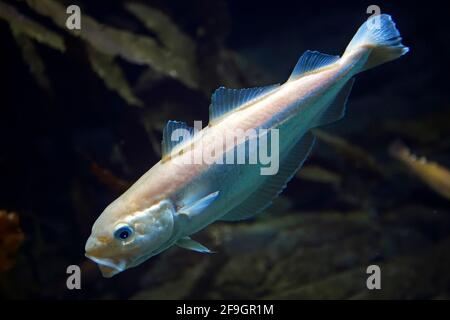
22;0;199;89
0;1;65;51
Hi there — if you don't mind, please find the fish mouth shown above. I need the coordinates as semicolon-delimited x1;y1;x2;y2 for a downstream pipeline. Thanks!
85;254;126;278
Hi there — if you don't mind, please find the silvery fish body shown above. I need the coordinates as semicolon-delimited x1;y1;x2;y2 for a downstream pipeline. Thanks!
85;14;408;277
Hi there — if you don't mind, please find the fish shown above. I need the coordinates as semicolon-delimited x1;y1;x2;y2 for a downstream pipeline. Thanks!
389;141;450;201
85;14;408;277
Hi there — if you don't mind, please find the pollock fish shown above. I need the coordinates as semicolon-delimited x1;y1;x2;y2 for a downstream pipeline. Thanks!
86;14;408;277
390;141;450;201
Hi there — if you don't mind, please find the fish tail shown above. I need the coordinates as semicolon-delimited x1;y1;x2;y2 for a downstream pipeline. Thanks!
343;14;409;72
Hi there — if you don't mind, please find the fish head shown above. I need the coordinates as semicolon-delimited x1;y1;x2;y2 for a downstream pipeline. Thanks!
85;199;175;277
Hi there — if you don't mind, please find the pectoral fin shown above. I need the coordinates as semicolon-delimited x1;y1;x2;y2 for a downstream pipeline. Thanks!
176;237;214;253
178;191;220;218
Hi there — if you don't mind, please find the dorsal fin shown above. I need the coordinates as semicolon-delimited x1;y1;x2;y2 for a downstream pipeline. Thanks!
288;50;340;81
161;120;194;157
209;84;280;124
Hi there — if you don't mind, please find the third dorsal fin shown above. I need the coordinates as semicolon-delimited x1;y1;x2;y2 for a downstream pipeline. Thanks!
288;50;340;82
209;84;280;124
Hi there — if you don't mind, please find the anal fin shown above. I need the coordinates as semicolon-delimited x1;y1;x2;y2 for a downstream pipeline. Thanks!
220;132;316;221
313;78;355;127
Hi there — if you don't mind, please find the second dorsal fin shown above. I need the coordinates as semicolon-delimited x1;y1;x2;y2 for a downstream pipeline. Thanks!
288;50;340;82
209;84;280;124
161;120;194;157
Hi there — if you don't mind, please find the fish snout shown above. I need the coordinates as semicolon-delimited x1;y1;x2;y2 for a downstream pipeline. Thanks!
85;253;127;278
85;236;128;277
98;264;123;278
85;236;102;255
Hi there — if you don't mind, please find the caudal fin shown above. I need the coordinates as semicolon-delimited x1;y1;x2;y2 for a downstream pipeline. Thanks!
343;14;409;72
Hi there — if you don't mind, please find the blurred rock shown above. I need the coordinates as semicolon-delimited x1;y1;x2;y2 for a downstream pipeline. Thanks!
130;206;450;299
0;210;25;273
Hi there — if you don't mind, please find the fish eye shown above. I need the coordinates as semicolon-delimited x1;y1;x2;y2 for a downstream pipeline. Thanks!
114;225;134;241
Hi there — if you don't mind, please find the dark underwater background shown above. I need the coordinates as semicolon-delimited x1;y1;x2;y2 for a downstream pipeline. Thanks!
1;0;449;299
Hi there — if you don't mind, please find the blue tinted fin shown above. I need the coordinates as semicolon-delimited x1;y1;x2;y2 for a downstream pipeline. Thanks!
343;14;409;72
161;120;194;157
312;78;354;127
178;191;220;218
209;84;280;124
288;50;340;82
176;237;214;253
220;133;316;221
